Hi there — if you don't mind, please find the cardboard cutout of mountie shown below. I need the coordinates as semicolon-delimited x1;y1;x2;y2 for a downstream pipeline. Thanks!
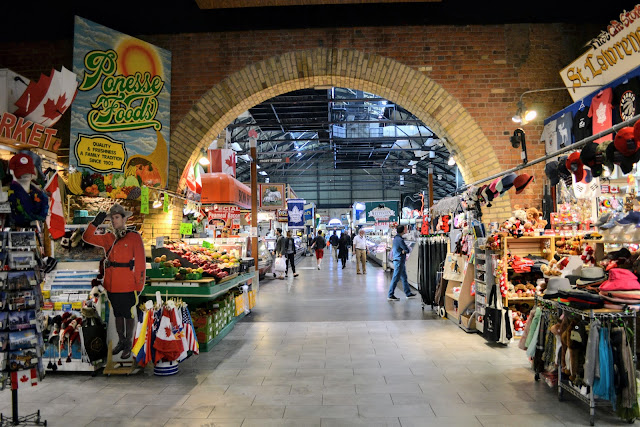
69;16;171;200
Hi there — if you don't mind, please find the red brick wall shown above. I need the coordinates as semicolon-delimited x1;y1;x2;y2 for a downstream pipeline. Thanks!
0;23;598;212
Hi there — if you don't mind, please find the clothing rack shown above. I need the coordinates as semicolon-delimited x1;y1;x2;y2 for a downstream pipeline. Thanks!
416;235;448;309
533;296;637;426
457;113;640;193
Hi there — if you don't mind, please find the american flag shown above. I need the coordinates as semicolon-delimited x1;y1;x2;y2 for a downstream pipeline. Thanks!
182;306;199;355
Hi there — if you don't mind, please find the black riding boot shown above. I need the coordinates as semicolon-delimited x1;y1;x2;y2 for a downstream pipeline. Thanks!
112;317;126;354
120;318;136;359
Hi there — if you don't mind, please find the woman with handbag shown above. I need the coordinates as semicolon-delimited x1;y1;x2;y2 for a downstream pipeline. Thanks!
284;230;299;277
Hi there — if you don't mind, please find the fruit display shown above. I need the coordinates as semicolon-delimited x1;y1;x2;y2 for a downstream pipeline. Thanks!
66;171;144;200
161;241;242;281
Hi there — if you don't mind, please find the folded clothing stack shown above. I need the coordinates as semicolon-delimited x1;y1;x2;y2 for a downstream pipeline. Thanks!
511;255;535;273
557;289;604;309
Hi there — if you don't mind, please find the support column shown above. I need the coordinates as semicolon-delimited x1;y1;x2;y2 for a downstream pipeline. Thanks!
250;134;259;274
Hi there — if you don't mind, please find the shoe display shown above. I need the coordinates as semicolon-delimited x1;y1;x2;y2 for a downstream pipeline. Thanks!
387;295;400;301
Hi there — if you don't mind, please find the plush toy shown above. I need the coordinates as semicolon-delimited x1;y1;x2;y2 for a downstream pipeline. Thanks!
514;283;527;297
506;282;516;298
525;283;536;296
526;207;548;229
523;221;535;236
581;245;596;266
541;259;563;276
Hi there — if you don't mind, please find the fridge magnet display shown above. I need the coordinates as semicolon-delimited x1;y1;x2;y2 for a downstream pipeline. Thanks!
0;312;7;329
7;290;37;311
9;330;38;350
54;227;108;262
8;251;36;270
8;349;39;371
9;231;37;249
0;332;8;351
8;310;37;331
7;271;36;290
0;292;6;310
0;232;6;249
0;251;7;269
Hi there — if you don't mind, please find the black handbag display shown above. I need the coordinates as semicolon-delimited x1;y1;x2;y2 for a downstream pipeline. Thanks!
483;284;502;342
80;317;107;362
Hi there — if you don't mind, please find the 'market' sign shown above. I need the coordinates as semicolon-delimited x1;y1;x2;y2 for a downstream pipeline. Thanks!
561;5;640;102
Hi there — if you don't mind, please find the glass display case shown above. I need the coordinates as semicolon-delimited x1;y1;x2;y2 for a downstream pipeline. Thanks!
257;238;273;279
365;234;391;270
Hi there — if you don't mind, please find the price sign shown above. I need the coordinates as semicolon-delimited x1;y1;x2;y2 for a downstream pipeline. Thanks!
180;222;193;235
140;186;149;214
163;193;170;213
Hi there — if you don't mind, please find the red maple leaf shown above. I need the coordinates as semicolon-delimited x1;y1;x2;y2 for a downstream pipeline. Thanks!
20;375;29;383
165;326;172;338
225;156;234;168
42;94;68;120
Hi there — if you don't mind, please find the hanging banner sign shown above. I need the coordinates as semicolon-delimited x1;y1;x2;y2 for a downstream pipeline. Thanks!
259;183;285;209
287;199;305;228
206;205;241;229
69;16;171;198
163;192;169;213
364;200;399;224
179;222;193;235
561;5;640;101
140;186;149;214
277;209;289;223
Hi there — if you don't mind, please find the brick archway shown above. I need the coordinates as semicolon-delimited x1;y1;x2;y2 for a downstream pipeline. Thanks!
171;48;510;220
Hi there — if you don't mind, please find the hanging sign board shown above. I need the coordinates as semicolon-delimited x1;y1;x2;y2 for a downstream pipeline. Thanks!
0;112;61;151
259;183;285;209
206;205;241;229
277;209;289;223
287;199;305;228
560;5;640;101
163;192;169;213
140;186;149;214
70;16;172;197
179;222;193;235
364;200;399;224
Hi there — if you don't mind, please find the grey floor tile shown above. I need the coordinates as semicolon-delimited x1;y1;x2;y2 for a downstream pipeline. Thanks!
41;415;96;427
430;402;511;417
358;404;435;418
165;419;242;427
355;383;423;394
66;403;145;418
321;417;401;426
476;414;565;427
284;405;359;418
137;404;214;418
86;417;165;426
252;393;323;406
322;393;393;406
399;416;483;426
242;418;321;426
209;404;285;419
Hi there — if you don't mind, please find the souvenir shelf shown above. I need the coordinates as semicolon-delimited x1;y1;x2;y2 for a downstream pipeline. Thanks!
474;239;494;334
534;296;637;426
0;230;47;426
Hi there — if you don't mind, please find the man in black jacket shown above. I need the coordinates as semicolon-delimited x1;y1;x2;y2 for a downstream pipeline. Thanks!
329;230;339;261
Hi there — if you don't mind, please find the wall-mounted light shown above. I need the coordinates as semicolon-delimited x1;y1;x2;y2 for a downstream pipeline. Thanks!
512;85;602;125
259;171;267;176
153;193;163;209
448;154;456;166
198;148;210;166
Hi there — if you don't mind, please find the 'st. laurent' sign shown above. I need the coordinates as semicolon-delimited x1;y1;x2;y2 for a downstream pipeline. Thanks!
561;5;640;102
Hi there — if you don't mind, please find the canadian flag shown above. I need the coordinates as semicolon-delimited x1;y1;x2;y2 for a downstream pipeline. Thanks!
208;149;236;177
10;368;38;390
45;172;66;239
184;161;197;193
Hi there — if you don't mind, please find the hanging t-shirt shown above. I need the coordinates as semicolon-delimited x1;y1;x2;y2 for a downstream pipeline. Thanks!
541;119;558;156
573;107;592;143
612;77;640;124
556;113;573;148
588;88;614;143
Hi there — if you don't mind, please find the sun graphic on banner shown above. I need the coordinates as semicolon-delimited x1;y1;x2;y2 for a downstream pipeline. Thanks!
115;37;163;77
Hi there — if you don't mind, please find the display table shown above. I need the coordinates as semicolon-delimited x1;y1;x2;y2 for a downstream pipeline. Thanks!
142;271;255;299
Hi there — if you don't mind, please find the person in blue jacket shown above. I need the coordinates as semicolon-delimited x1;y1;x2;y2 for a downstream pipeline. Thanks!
387;225;417;301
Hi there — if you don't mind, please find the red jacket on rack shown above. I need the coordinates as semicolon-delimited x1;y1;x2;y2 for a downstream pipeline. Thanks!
83;224;145;293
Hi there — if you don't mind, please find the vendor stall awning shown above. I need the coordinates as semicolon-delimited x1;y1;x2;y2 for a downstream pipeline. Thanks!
201;172;251;209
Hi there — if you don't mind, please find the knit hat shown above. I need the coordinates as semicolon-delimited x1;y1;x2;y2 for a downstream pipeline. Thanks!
497;173;517;194
8;153;36;179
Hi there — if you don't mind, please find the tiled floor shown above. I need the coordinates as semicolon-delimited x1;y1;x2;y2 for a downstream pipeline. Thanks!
0;253;630;425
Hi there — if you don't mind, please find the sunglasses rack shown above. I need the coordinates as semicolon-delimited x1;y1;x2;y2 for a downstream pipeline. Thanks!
533;296;637;425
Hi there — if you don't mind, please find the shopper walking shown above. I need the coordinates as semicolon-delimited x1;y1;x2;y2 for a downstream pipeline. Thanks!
329;230;339;261
338;232;350;269
284;230;299;277
273;228;286;279
387;225;417;301
352;228;368;274
310;230;326;269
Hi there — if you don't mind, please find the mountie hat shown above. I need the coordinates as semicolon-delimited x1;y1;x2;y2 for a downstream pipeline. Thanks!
544;160;560;186
580;142;604;177
8;153;36;179
514;173;534;194
106;203;133;220
497;172;517;194
565;152;585;182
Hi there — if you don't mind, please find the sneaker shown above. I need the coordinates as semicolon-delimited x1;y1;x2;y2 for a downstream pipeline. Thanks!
294;273;299;277
317;266;320;270
406;293;418;299
387;295;400;301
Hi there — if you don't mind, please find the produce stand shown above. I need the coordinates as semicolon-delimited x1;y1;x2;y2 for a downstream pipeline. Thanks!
142;271;255;300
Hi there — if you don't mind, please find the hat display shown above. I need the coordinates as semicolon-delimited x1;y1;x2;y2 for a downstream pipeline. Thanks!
105;203;133;220
575;266;606;286
606;138;636;174
497;172;517;194
8;153;36;179
513;173;534;194
488;177;501;198
565;152;584;182
543;277;572;299
596;140;615;172
634;118;640;142
544;160;560;186
600;268;640;292
580;142;603;177
613;126;639;157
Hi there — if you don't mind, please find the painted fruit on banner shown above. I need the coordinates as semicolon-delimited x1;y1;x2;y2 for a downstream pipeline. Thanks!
69;17;171;200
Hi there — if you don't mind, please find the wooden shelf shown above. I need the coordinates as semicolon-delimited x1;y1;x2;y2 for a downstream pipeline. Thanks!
445;292;460;302
506;297;536;302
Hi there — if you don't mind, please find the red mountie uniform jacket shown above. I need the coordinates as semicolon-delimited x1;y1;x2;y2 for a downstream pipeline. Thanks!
83;224;145;293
